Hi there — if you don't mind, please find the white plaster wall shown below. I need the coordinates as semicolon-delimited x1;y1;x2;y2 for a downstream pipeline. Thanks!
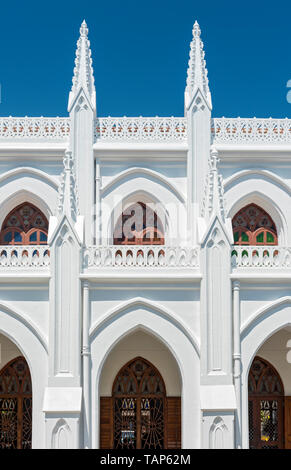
0;288;49;341
0;333;22;369
90;287;200;346
240;287;291;329
99;330;182;396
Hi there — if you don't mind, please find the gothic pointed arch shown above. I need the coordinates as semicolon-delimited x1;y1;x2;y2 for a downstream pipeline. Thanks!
0;356;32;449
232;203;277;245
0;202;48;245
109;357;167;449
248;356;284;449
113;201;164;245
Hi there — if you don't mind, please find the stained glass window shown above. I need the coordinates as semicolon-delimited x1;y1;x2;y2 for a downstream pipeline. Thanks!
0;203;48;245
232;204;277;245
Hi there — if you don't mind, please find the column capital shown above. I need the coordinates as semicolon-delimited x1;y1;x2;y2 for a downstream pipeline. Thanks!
83;280;90;290
233;280;240;291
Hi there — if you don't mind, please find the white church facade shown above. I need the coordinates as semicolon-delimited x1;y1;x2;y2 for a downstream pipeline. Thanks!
0;19;291;450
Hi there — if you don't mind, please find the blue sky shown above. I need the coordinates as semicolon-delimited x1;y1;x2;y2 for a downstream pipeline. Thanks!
0;0;290;117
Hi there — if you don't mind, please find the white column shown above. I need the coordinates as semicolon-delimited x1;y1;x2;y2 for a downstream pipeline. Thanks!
82;280;91;448
233;280;242;448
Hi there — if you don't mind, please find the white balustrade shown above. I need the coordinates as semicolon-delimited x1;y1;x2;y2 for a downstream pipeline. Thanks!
83;245;199;268
95;117;187;142
0;246;50;268
212;118;291;143
231;246;291;268
0;117;70;139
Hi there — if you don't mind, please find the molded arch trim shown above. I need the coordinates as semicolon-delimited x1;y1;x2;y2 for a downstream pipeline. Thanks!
0;301;48;353
224;169;291;197
89;297;200;356
101;167;185;203
0;167;59;190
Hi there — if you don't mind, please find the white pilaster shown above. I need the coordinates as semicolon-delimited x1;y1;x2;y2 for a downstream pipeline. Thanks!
82;280;91;448
233;280;242;448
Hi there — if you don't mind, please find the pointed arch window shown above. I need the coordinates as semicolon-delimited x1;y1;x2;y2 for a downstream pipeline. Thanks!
113;202;164;245
232;204;277;245
0;203;48;245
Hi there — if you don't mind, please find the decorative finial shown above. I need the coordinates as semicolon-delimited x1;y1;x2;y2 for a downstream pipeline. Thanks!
185;20;211;110
192;21;201;37
80;20;88;37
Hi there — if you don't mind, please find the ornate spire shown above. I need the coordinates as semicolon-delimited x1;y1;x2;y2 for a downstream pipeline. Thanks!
185;21;211;109
201;146;225;222
68;20;96;111
57;151;79;222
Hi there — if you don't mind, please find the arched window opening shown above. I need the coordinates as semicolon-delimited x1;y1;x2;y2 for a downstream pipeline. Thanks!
113;202;164;245
232;204;277;245
112;357;166;449
248;356;284;449
0;203;48;245
0;356;32;449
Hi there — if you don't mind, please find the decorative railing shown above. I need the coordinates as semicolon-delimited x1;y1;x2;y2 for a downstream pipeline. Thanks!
231;246;291;268
0;117;70;139
0;246;50;268
95;117;187;142
212;118;291;144
83;245;199;268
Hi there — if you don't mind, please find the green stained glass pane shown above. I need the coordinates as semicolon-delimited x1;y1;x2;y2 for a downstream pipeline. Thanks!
241;232;249;242
234;231;239;243
231;250;238;257
256;232;264;243
266;232;274;243
242;250;248;257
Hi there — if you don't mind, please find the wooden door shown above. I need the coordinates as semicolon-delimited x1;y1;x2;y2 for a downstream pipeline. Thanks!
248;357;284;449
0;357;32;449
100;358;181;449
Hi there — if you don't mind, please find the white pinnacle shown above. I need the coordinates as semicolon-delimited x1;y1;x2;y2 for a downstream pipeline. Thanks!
68;20;96;112
185;20;211;109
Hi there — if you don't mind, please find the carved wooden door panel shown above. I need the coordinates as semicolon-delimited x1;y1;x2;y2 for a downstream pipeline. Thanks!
248;357;284;449
0;357;32;449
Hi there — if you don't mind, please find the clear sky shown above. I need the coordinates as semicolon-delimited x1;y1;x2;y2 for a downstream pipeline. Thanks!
0;0;290;118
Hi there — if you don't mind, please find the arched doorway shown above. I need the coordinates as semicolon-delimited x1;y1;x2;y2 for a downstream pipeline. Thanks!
248;356;284;449
0;356;32;449
100;355;181;449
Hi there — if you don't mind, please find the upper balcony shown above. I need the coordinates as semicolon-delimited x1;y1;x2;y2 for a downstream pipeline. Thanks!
82;245;200;281
0;245;50;280
231;246;291;279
